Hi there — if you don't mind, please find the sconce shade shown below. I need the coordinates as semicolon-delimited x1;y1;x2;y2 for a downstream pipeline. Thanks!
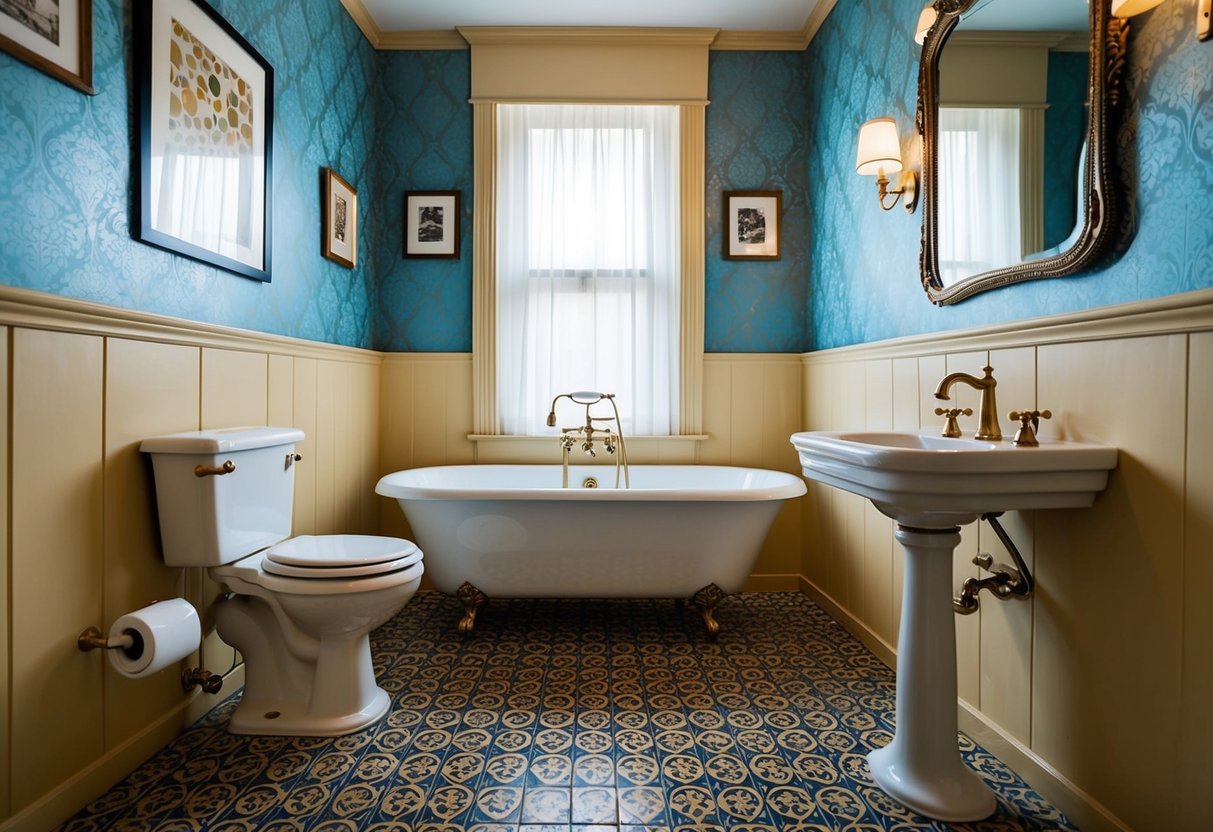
856;117;904;176
1111;0;1166;16
915;4;937;44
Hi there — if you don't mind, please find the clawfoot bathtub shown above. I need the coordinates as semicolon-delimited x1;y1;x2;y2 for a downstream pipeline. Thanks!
375;464;805;635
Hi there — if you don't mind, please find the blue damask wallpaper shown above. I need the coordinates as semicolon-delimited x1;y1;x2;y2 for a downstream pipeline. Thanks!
372;51;474;353
706;52;810;353
807;0;1213;350
0;0;378;347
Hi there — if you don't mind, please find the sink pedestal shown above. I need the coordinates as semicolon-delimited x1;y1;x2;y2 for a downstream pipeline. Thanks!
868;525;996;821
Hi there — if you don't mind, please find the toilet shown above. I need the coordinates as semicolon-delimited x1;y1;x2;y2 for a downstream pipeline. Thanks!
140;426;424;736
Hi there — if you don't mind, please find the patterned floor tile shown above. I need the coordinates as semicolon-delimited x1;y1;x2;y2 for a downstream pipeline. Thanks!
58;593;1077;832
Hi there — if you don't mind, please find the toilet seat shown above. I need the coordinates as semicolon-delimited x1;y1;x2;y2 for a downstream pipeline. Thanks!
263;535;421;579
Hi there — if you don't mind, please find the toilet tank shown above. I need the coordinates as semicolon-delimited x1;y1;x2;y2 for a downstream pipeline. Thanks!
140;427;306;567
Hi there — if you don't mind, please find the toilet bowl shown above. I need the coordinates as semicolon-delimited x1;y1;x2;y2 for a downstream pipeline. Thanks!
212;535;423;736
141;428;424;736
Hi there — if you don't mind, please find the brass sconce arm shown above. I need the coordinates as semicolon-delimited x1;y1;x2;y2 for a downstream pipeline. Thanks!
875;169;919;213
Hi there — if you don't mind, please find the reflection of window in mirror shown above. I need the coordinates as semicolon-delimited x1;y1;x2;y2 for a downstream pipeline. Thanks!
938;108;1023;286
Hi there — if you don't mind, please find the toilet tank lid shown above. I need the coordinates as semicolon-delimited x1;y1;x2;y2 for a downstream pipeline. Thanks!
140;427;305;454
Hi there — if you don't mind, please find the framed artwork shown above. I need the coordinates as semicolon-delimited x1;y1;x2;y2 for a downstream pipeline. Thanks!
135;0;274;282
0;0;93;93
322;168;356;269
723;190;782;261
403;190;460;259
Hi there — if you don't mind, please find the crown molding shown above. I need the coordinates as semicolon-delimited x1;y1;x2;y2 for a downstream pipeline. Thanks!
341;0;842;53
457;26;720;47
711;30;809;51
339;0;384;48
378;29;469;49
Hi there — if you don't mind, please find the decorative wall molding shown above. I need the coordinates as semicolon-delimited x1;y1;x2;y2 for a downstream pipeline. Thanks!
0;286;383;364
340;0;839;52
801;289;1213;364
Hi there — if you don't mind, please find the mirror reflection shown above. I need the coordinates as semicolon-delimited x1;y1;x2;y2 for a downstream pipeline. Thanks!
935;0;1090;288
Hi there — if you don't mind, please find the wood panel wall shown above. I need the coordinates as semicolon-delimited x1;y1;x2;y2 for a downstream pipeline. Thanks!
800;291;1213;831
0;291;382;831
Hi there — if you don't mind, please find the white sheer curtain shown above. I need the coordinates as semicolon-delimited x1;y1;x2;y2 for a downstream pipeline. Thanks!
496;104;680;436
938;107;1021;287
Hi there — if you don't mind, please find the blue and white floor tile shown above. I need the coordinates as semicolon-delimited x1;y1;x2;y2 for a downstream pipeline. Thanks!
58;592;1076;831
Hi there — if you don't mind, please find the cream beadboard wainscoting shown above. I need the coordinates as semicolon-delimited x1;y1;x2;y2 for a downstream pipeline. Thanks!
378;353;805;588
0;288;382;832
799;289;1213;832
3;282;1210;832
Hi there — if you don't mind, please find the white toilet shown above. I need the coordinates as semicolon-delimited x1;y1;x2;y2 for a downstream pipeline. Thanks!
140;426;424;736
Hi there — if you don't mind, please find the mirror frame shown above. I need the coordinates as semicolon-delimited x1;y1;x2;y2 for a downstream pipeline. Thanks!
917;0;1126;305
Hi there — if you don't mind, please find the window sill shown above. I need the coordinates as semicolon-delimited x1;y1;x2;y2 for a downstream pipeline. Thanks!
467;433;710;464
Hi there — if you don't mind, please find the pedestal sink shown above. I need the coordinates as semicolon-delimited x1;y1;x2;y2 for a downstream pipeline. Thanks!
790;430;1117;821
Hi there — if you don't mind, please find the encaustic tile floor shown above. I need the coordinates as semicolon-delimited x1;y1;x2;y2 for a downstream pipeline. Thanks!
59;593;1075;832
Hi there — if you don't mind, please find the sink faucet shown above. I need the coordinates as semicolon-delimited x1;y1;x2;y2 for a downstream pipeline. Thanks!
933;365;1001;441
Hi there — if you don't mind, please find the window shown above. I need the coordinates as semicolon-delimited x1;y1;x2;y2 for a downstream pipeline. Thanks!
938;107;1023;286
496;104;681;435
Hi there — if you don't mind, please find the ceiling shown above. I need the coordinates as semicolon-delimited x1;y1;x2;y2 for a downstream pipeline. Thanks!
356;0;823;33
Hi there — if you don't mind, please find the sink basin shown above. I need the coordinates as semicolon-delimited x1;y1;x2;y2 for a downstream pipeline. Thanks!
790;428;1117;821
791;430;1118;527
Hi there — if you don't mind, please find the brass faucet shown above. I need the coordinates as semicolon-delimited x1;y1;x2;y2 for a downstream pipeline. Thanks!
933;365;1001;440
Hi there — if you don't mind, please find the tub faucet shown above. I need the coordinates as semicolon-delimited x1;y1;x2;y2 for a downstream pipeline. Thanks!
546;391;630;488
933;365;1001;440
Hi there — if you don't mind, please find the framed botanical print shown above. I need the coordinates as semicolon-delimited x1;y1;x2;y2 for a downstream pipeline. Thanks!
403;190;460;259
0;0;93;93
322;168;356;269
135;0;274;281
723;190;782;261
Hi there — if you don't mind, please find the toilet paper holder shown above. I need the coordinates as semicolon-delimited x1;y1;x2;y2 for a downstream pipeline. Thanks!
77;626;137;653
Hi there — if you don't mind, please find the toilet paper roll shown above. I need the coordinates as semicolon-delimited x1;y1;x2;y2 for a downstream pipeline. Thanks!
107;598;201;679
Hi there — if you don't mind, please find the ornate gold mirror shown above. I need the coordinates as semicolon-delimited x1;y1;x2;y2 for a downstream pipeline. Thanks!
917;0;1124;304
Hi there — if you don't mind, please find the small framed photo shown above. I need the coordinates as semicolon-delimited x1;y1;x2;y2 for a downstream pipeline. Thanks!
135;0;274;282
322;168;356;269
723;190;782;260
0;0;93;94
404;190;460;259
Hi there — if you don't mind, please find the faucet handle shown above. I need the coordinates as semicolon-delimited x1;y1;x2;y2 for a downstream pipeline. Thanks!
1008;409;1052;447
934;406;973;439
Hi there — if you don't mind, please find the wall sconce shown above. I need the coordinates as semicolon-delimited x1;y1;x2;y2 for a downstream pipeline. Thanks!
1112;0;1210;42
855;117;918;213
1111;0;1165;16
914;3;936;45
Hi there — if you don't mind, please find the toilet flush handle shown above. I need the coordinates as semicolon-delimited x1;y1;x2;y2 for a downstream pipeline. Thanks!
285;452;302;469
194;460;236;477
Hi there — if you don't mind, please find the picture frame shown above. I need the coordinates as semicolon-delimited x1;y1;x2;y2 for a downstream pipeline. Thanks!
322;168;356;269
135;0;274;282
0;0;93;94
723;190;782;261
403;190;460;260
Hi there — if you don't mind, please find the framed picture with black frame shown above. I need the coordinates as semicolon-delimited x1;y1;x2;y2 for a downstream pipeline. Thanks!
0;0;93;94
403;190;460;260
135;0;274;282
723;190;782;261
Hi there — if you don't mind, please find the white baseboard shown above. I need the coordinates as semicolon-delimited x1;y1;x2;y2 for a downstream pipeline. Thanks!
796;575;1131;832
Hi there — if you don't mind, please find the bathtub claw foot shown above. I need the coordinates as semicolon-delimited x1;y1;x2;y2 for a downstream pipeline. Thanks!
692;583;728;639
455;582;488;634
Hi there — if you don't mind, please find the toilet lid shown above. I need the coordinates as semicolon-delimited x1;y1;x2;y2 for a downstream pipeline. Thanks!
262;535;422;579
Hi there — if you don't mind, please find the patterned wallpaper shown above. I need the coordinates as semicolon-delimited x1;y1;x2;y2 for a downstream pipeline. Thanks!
706;52;810;353
806;0;1213;350
372;51;474;353
0;0;379;347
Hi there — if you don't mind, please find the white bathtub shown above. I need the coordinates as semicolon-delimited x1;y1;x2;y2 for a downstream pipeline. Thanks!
375;464;806;632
